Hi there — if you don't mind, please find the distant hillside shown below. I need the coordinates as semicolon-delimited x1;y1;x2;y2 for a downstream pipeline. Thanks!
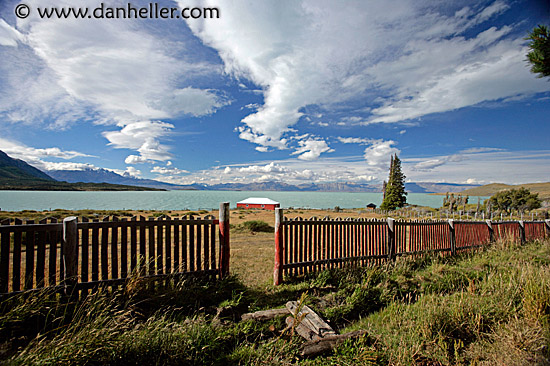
0;150;163;191
47;168;197;190
0;150;55;182
459;182;550;199
207;181;381;192
205;181;478;193
405;182;480;193
0;181;165;191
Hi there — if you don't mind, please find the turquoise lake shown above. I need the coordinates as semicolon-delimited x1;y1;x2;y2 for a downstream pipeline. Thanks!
0;190;484;212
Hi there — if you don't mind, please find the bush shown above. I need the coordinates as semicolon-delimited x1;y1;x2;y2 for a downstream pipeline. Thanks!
232;220;274;233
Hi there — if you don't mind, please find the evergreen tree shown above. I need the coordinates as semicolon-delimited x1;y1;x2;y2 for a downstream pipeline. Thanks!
380;154;407;210
526;25;550;78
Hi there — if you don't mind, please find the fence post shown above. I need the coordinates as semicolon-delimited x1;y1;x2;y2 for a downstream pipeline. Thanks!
219;202;230;278
518;221;525;244
63;216;78;294
387;218;395;261
486;220;494;243
274;208;284;286
545;220;550;238
448;219;456;256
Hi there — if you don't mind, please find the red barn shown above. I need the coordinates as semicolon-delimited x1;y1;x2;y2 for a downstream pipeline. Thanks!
237;197;280;210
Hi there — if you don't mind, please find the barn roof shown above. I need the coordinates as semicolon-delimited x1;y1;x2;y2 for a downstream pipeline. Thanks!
237;197;280;205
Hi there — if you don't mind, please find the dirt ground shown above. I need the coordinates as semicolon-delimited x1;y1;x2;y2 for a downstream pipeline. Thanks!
220;207;384;287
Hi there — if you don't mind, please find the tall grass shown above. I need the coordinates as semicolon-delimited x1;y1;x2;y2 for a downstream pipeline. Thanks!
2;238;549;365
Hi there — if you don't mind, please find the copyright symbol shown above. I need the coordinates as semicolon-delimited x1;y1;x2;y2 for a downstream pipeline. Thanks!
15;4;30;19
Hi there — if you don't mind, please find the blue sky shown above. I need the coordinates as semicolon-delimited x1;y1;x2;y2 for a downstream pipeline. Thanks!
0;0;549;186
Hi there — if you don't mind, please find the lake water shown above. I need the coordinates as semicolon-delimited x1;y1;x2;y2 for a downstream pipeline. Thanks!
0;190;486;212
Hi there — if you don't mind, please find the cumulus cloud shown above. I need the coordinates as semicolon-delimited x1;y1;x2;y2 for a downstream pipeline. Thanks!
151;166;189;175
292;138;334;161
0;0;228;163
363;140;400;170
104;121;174;162
184;0;549;150
42;162;97;171
237;162;289;174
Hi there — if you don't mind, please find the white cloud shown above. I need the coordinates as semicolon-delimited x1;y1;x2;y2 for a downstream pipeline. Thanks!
124;155;148;165
0;0;228;163
413;159;447;170
413;148;505;171
184;0;549;151
42;162;96;171
237;162;289;174
292;138;334;161
0;19;24;46
337;137;373;145
151;166;189;175
460;147;504;154
166;155;385;185
109;166;142;178
404;150;550;185
0;138;93;170
104;121;174;162
367;28;549;123
363;140;400;170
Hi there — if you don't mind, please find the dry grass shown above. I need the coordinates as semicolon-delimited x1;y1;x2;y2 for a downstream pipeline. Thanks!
459;182;550;199
227;208;382;287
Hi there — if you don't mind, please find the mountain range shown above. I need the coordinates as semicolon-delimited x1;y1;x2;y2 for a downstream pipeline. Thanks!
43;165;480;193
0;149;481;193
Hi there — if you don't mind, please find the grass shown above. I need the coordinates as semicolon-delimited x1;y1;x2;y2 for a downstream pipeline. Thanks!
1;208;549;364
459;181;550;200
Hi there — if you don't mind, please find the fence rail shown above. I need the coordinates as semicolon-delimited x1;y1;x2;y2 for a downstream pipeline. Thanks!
274;209;550;285
0;203;230;296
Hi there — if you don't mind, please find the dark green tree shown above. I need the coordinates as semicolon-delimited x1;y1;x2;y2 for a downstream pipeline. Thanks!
380;154;407;210
488;188;541;214
526;25;550;78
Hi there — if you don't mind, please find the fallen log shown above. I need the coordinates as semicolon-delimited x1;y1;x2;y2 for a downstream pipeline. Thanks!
300;330;368;358
241;308;289;321
285;301;336;341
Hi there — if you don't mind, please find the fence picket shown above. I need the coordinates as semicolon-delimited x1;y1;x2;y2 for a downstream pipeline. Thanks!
0;226;9;292
12;219;22;292
0;212;224;296
36;219;46;288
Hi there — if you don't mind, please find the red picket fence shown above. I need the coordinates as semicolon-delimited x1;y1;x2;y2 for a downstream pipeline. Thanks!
274;210;550;285
454;221;492;250
273;216;389;281
0;203;230;296
395;221;451;256
493;221;521;242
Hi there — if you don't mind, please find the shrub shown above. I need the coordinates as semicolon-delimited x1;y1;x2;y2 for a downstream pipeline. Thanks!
233;220;274;233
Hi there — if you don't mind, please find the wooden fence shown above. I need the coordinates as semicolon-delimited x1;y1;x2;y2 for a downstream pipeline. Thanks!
273;209;550;285
0;203;230;296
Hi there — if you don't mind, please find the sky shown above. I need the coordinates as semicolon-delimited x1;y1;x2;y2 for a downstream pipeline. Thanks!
0;0;549;187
